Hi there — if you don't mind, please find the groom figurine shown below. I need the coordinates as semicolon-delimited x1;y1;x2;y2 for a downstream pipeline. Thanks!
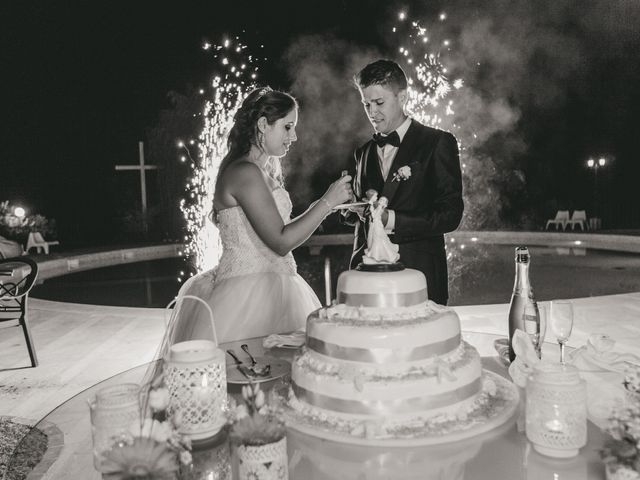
347;59;463;305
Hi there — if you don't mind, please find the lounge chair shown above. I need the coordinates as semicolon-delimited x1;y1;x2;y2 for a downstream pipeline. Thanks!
566;210;588;231
545;210;570;231
26;232;60;254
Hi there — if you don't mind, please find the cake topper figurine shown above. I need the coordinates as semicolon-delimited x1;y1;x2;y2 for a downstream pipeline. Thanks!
362;191;400;265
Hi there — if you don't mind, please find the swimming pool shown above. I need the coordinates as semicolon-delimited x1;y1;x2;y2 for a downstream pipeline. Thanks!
30;243;640;307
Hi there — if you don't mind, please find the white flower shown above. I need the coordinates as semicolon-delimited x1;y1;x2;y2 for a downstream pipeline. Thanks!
235;404;249;419
179;450;192;465
392;165;412;182
131;419;173;444
148;387;170;411
255;390;265;409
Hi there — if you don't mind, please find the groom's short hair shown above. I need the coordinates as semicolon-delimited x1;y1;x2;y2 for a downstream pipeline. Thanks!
354;59;408;92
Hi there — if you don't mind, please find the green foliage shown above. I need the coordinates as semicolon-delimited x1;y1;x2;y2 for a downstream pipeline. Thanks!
0;201;57;244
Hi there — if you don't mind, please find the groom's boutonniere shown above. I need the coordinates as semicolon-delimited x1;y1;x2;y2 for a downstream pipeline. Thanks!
392;165;412;182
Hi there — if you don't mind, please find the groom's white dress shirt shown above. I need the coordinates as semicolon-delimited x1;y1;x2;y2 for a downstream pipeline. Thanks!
375;116;411;233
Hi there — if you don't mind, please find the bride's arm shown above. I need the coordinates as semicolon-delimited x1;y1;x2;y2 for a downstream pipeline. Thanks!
229;162;352;256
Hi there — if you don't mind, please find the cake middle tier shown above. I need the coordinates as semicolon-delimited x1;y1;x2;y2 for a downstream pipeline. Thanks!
291;341;483;420
306;302;461;364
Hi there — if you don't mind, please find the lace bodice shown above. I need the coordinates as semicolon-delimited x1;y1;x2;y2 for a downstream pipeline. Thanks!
214;188;297;280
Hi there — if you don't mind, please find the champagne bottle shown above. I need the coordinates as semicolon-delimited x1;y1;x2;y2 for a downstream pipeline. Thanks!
508;246;541;362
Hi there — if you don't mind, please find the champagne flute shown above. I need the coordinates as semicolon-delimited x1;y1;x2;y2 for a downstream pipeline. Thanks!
523;301;546;359
550;300;574;364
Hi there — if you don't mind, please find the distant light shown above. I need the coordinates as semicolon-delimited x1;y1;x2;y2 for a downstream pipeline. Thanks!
189;140;195;145
199;89;204;94
450;237;456;243
439;12;447;20
399;11;406;20
471;237;478;242
177;141;185;148
223;39;230;48
443;40;450;46
587;158;595;168
460;244;466;249
180;156;186;162
222;58;229;65
598;157;606;166
14;207;25;218
202;42;211;50
574;240;582;245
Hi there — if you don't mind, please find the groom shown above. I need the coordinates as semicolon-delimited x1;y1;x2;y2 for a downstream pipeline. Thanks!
347;59;463;305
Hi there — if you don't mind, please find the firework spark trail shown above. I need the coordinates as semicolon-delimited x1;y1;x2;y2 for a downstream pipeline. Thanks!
179;38;260;277
392;11;464;130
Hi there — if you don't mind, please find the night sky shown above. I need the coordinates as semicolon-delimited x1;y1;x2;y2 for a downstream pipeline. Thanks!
2;0;640;245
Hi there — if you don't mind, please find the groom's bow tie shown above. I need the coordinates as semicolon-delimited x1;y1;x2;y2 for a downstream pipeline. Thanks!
373;131;401;148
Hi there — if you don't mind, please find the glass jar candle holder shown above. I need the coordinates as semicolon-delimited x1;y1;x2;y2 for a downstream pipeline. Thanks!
88;383;141;470
525;363;587;458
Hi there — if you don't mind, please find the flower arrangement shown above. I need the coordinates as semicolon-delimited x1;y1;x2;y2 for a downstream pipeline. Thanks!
100;384;192;480
601;365;640;478
392;165;412;182
228;383;285;446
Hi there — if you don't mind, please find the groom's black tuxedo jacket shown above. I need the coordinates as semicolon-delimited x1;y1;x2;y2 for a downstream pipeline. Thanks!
349;119;463;305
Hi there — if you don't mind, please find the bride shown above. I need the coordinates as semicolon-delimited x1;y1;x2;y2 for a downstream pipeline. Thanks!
169;87;353;344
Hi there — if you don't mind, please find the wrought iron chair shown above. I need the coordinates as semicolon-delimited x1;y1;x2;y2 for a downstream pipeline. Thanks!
0;256;39;367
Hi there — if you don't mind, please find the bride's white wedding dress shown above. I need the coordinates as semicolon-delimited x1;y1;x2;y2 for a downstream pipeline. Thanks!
170;187;320;344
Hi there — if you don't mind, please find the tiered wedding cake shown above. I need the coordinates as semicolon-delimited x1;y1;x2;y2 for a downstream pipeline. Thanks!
285;196;513;441
290;266;485;433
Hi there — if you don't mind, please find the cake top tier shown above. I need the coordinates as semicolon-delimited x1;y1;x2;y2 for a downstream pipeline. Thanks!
336;268;428;308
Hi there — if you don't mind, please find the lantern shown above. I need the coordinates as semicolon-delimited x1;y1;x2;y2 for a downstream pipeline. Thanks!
163;295;227;441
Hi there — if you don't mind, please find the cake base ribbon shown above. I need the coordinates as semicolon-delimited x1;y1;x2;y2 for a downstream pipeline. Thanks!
292;377;482;415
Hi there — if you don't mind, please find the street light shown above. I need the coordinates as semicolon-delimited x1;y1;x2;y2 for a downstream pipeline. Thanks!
14;207;26;218
586;157;608;230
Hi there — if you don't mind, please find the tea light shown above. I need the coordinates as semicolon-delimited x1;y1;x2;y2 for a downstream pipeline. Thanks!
526;363;587;458
164;340;227;440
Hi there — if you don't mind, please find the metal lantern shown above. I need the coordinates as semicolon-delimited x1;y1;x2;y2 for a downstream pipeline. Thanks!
164;295;227;441
89;383;141;470
525;363;587;458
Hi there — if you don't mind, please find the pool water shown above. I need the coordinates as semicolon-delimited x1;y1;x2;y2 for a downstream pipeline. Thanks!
30;244;640;308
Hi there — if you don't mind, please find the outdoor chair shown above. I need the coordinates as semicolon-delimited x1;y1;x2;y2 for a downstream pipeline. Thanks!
566;210;588;231
26;231;60;254
0;256;39;367
545;210;570;231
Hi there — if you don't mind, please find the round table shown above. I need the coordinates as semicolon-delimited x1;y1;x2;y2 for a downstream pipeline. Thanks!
19;332;608;479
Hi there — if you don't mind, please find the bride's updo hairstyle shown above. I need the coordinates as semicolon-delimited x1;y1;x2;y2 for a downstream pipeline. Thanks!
218;87;298;181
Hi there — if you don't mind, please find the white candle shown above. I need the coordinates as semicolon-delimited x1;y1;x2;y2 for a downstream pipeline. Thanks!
544;419;564;433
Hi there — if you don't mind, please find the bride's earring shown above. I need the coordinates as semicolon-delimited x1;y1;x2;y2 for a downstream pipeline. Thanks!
257;131;266;152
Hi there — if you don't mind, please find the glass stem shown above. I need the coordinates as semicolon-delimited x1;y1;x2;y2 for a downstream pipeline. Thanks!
559;342;565;364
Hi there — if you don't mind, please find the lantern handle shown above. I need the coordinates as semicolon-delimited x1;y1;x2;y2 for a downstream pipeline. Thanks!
164;294;219;346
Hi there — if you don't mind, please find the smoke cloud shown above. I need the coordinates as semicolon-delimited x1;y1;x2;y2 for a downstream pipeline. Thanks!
278;0;640;228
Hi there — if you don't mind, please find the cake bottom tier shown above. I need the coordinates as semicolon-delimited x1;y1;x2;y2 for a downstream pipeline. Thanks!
290;341;483;424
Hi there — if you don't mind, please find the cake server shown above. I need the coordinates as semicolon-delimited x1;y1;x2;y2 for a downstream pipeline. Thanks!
241;343;271;376
226;349;254;379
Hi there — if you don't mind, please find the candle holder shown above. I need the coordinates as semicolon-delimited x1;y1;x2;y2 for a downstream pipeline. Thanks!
88;383;140;470
164;296;227;441
525;363;587;458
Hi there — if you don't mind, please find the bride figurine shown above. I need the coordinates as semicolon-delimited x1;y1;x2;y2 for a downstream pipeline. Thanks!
363;194;400;264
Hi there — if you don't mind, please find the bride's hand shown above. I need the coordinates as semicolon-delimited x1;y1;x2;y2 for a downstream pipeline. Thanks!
322;175;353;208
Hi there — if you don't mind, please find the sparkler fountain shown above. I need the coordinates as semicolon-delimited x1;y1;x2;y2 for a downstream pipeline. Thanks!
178;38;263;277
